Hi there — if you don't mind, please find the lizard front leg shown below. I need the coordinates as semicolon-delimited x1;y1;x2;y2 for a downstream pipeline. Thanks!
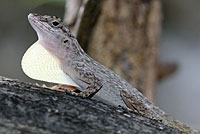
73;70;103;98
63;61;103;98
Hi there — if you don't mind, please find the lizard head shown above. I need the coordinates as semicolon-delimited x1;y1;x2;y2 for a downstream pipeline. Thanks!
28;13;83;61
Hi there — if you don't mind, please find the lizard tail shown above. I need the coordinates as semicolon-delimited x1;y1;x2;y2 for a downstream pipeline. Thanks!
120;90;198;133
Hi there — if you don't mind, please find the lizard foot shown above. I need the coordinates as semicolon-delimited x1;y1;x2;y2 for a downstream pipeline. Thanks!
51;85;102;99
51;84;80;92
64;86;101;98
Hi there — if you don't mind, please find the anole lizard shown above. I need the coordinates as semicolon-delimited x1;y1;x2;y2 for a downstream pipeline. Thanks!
22;13;197;133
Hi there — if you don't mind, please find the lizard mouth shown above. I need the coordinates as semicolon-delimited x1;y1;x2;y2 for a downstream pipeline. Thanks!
28;13;43;34
28;13;45;23
28;13;53;35
28;13;40;25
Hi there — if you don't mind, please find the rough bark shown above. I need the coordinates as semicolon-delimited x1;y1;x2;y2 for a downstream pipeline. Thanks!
0;76;184;134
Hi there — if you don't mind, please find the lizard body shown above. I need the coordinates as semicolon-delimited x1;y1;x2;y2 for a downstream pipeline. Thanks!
23;13;197;133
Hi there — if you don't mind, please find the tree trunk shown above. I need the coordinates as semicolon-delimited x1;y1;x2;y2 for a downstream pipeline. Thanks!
83;0;161;103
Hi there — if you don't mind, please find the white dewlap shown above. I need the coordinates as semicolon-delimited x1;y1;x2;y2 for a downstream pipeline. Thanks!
21;41;79;87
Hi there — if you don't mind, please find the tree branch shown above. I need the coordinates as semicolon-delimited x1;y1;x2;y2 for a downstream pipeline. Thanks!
0;76;184;134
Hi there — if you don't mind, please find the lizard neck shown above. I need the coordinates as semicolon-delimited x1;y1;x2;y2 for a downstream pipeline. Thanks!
38;36;85;64
38;38;65;62
66;38;85;60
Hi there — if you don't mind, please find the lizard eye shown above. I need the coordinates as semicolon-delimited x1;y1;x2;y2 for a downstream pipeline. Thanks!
52;21;59;27
48;17;62;28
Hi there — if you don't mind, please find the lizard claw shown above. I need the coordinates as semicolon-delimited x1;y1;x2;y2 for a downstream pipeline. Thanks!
35;83;40;86
42;84;47;88
34;83;47;88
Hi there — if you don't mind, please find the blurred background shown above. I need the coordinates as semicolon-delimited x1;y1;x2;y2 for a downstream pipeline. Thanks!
0;0;199;130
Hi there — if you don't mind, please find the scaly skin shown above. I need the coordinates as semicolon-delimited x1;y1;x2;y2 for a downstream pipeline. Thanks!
27;13;197;133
